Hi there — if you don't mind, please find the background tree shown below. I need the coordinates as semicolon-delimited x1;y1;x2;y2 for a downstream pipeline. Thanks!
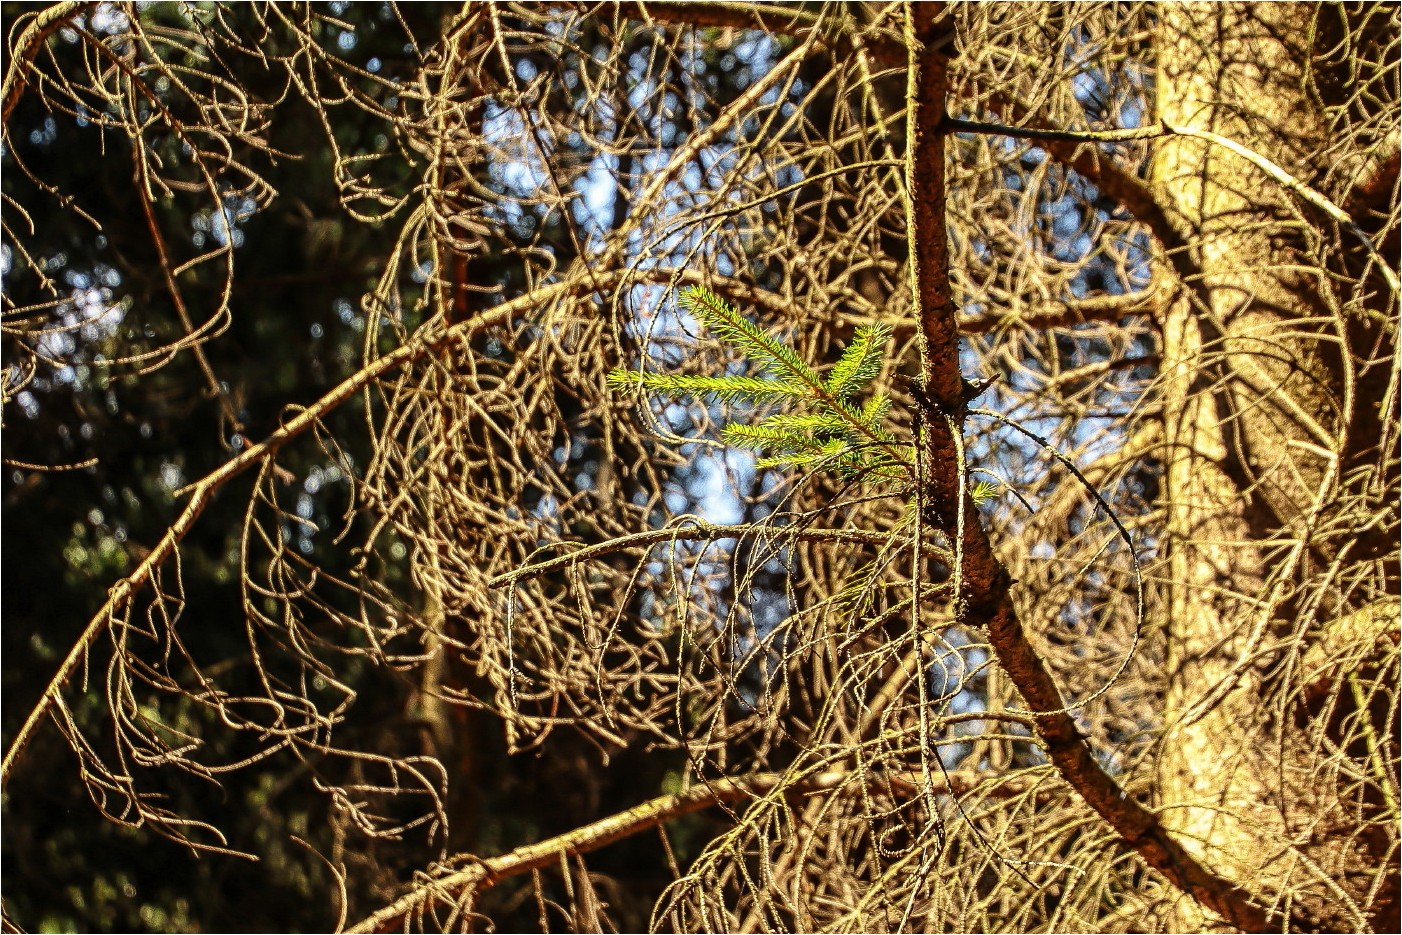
3;3;1396;933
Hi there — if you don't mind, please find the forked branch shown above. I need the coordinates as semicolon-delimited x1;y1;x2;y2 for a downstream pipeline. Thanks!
1;1;95;123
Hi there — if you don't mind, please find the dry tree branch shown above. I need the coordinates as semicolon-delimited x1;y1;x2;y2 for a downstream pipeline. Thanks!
133;145;244;434
956;104;1202;300
487;521;912;589
346;768;1015;935
591;1;915;65
1;454;99;471
3;217;916;787
843;289;1163;336
945;117;1165;144
1;0;95;124
0;269;616;787
1165;123;1400;294
950;114;1400;294
6;3;1394;930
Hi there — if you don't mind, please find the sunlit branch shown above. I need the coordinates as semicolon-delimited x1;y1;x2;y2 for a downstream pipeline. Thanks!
3;253;916;786
1;454;99;472
487;521;917;589
951;113;1400;295
1;1;95;124
960;290;1163;333
1;271;615;787
945;117;1165;143
967;101;1203;305
600;2;916;65
1167;123;1400;294
903;7;1313;933
839;288;1162;336
345;768;1011;934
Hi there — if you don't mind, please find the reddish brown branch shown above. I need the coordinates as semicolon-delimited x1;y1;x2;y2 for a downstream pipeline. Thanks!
979;594;1308;932
1344;127;1399;220
906;6;960;414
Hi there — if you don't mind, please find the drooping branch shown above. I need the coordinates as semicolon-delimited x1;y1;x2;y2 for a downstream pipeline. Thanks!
487;521;913;590
4;243;993;788
1;1;95;124
0;270;616;787
133;146;243;434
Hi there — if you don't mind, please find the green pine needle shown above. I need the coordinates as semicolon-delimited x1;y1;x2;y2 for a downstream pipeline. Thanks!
970;479;1002;504
756;412;852;436
606;370;809;404
825;323;892;400
721;423;828;454
677;286;820;388
756;438;852;470
859;392;893;427
610;285;906;481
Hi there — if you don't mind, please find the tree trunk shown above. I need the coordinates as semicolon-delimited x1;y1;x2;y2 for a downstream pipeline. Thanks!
1154;4;1397;929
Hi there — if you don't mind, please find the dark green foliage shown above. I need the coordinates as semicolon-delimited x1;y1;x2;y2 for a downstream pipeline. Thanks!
2;3;450;930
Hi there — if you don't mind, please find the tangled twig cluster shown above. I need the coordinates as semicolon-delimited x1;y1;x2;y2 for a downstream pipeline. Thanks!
2;3;1396;932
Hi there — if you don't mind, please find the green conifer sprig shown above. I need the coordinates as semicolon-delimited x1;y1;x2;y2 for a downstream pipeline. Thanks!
827;326;890;400
676;285;821;387
608;285;910;480
969;478;1002;504
606;372;810;404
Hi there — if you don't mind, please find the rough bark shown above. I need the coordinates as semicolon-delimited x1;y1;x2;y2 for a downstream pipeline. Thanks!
1153;5;1397;929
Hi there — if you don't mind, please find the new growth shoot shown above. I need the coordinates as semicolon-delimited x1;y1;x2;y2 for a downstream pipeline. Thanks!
608;286;910;481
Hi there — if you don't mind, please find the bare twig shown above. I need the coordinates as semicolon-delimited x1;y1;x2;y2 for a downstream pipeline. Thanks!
1;1;94;124
1;272;607;787
488;521;908;589
346;768;1006;934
